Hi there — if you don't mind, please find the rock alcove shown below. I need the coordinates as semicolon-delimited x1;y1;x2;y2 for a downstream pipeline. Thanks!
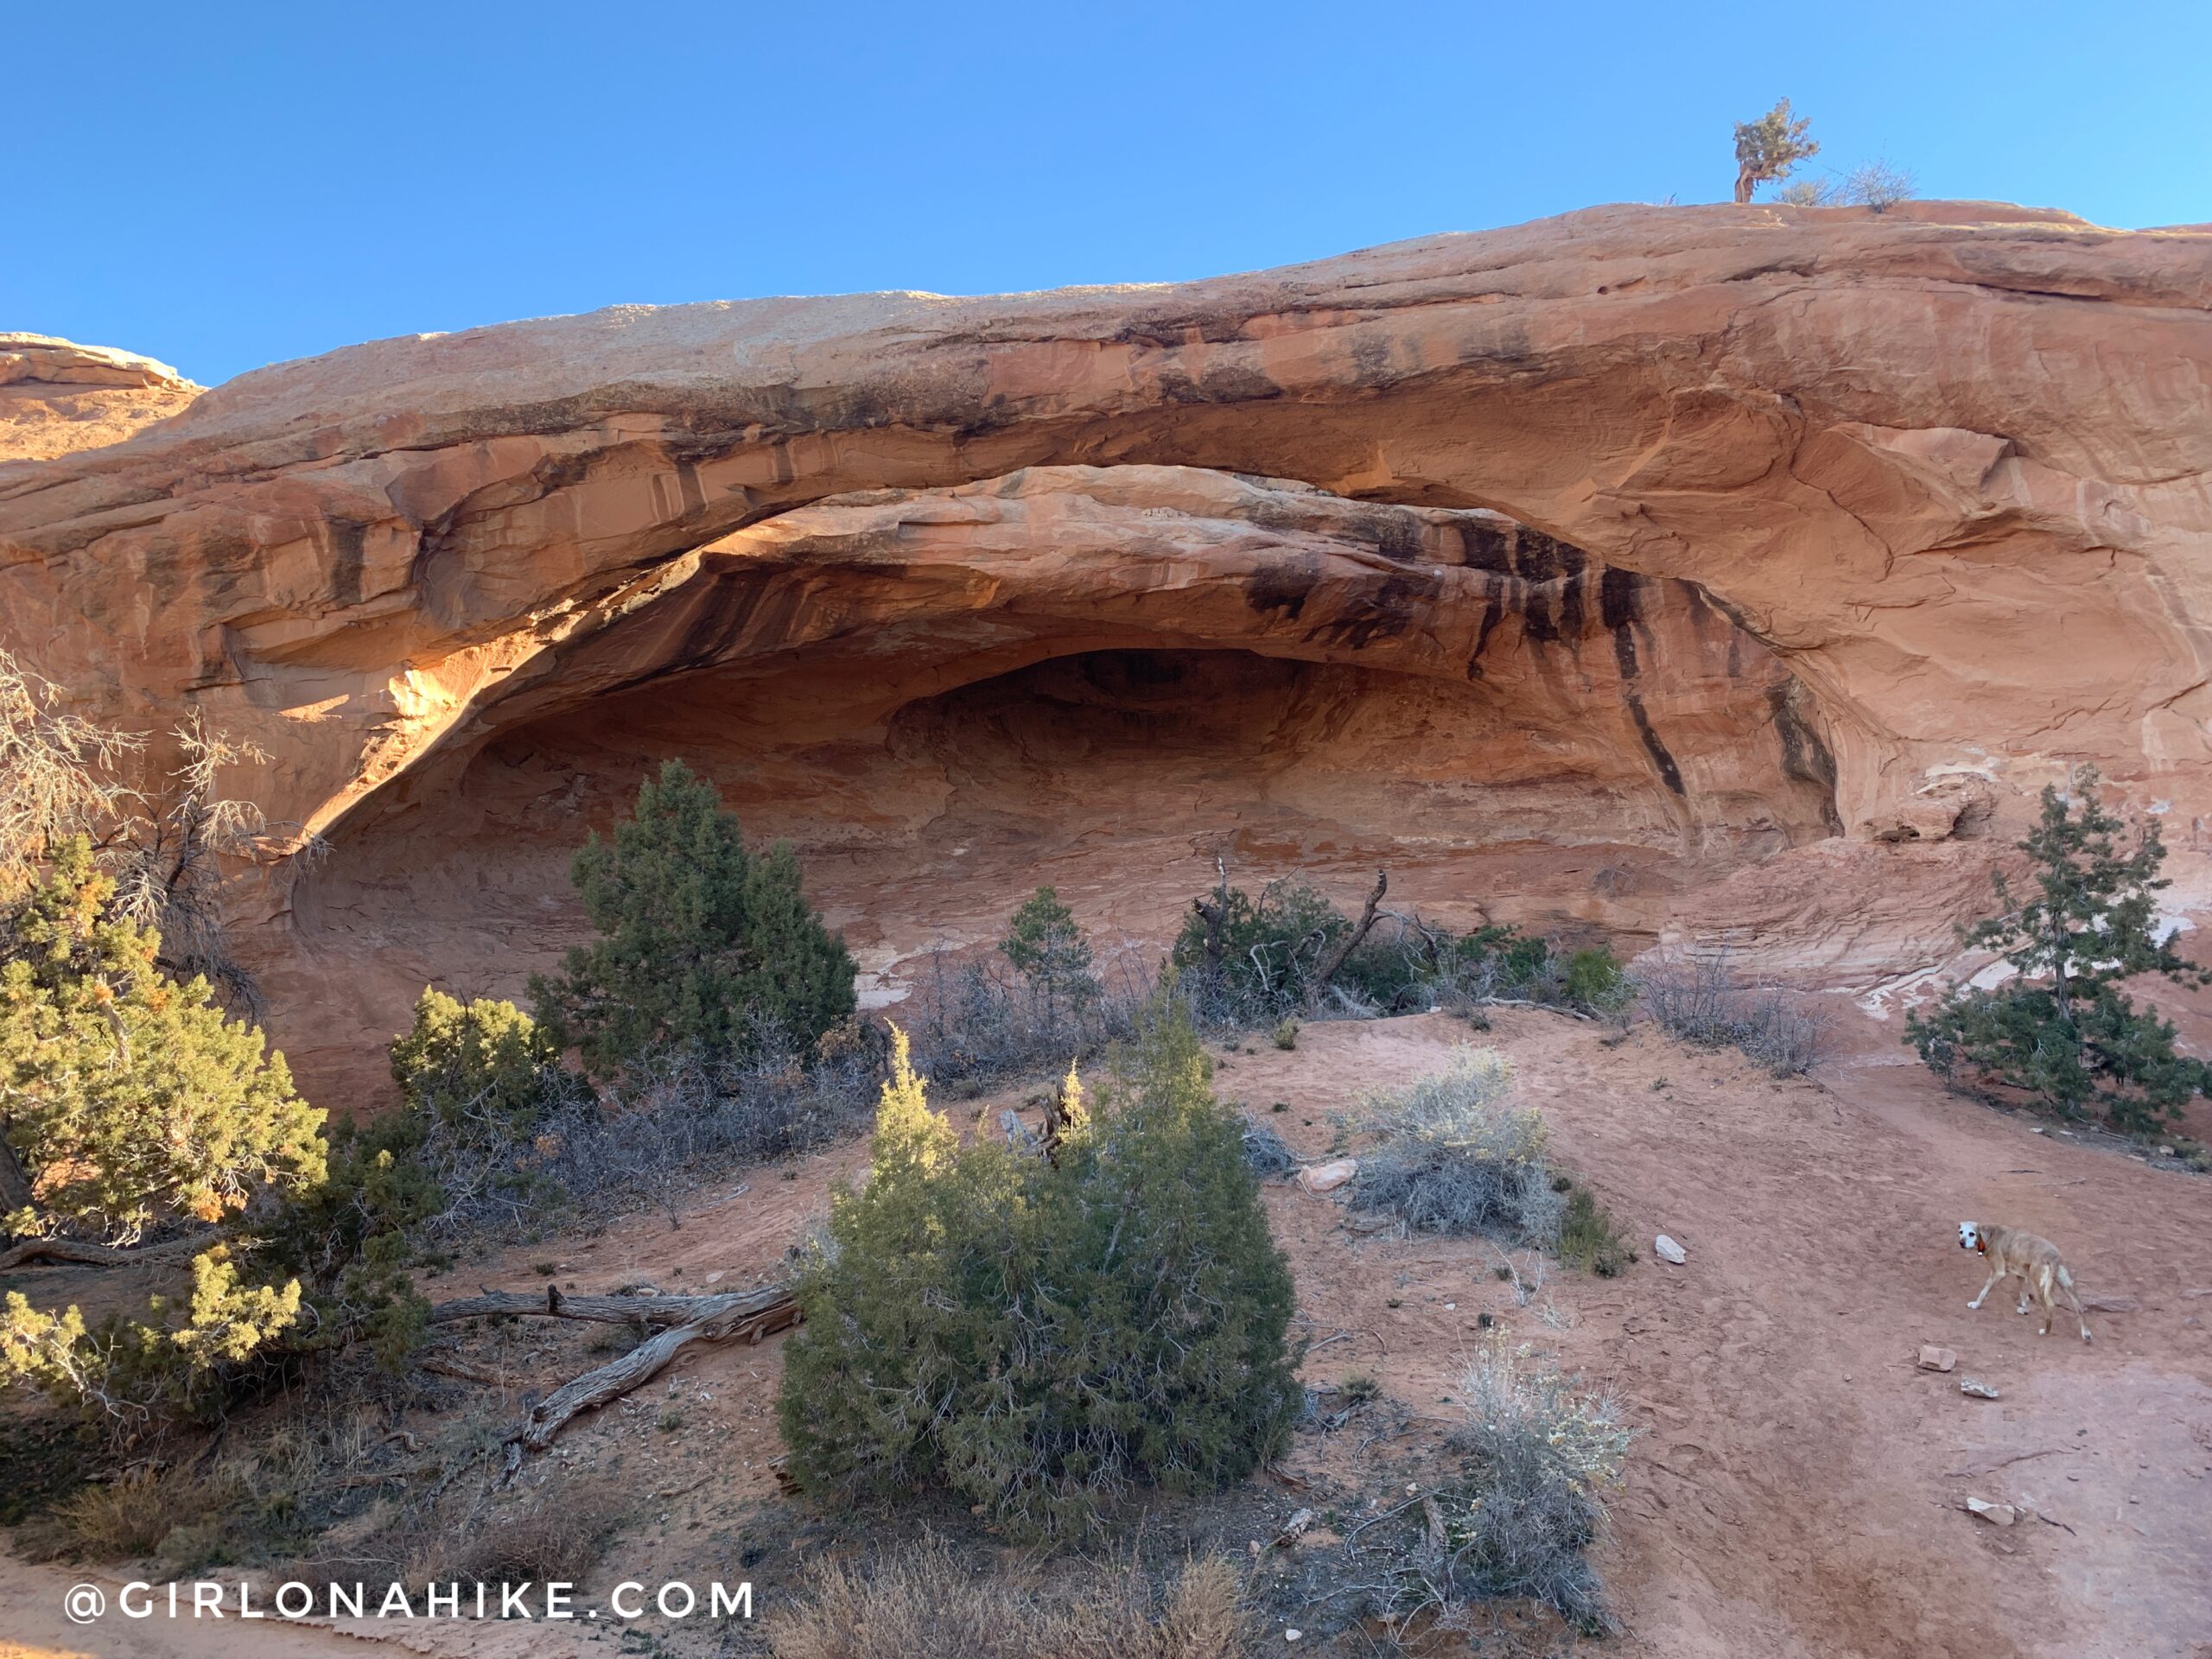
290;467;1840;1085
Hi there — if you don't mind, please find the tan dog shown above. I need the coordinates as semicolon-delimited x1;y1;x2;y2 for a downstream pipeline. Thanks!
1959;1222;2091;1342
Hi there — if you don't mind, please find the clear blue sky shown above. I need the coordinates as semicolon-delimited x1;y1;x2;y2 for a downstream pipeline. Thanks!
10;1;2207;386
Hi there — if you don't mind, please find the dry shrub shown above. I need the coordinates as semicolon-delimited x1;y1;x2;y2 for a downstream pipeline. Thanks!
1347;1048;1564;1246
904;947;1154;1096
1338;1343;1631;1637
1634;948;1826;1076
1446;1344;1631;1630
770;1536;1253;1659
51;1465;236;1560
1238;1119;1299;1180
1840;160;1916;211
411;1485;626;1587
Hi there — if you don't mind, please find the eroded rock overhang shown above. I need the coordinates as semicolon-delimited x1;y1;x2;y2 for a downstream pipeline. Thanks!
0;200;2207;1088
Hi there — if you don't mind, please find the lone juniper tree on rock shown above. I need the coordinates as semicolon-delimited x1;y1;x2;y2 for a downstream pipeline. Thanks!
1906;769;2211;1133
1733;99;1819;203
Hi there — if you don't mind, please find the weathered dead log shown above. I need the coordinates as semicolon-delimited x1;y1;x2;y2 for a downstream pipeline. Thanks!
425;1283;788;1330
487;1282;799;1481
1313;868;1389;992
0;1233;219;1272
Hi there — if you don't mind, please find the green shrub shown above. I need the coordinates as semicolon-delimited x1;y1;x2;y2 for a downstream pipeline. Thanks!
0;838;324;1244
1;1247;302;1450
1556;1184;1635;1277
1733;98;1818;203
1169;868;1606;1023
999;887;1100;1020
1906;770;2210;1132
256;1116;439;1372
1270;1017;1300;1051
389;988;564;1135
529;760;855;1079
779;995;1299;1538
1171;876;1349;1018
1563;947;1632;1015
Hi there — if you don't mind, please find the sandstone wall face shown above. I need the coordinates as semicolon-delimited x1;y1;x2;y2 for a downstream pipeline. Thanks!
2;202;2208;1099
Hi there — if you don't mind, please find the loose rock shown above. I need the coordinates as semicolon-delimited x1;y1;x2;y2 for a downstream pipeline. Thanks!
1298;1159;1358;1195
1917;1345;1958;1373
1966;1497;2017;1526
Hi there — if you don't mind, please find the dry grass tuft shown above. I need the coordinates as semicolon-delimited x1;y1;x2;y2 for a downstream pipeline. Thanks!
770;1536;1255;1659
408;1485;626;1588
50;1465;236;1560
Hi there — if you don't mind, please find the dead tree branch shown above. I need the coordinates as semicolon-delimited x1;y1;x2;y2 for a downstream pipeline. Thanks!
1191;853;1231;972
468;1283;799;1482
1313;868;1389;992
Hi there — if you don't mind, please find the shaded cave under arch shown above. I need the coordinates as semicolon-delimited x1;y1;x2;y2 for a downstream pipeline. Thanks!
286;469;1846;1093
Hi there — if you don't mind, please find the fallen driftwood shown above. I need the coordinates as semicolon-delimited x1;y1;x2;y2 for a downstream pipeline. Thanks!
0;1233;221;1272
426;1285;783;1329
454;1282;798;1482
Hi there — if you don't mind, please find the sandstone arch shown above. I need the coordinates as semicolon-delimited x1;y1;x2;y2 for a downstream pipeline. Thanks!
3;201;2207;1096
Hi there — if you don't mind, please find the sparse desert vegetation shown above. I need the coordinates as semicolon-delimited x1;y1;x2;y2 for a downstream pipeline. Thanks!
1634;947;1827;1076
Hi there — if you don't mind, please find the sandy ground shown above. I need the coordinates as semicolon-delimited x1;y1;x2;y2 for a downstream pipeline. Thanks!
5;1007;2210;1659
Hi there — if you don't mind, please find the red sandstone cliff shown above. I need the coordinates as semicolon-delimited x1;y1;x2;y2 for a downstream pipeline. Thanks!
3;201;2207;1096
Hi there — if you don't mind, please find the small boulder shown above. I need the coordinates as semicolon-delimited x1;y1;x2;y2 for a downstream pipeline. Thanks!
1917;1345;1958;1373
1298;1158;1358;1195
1965;1497;2016;1527
1654;1235;1687;1265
